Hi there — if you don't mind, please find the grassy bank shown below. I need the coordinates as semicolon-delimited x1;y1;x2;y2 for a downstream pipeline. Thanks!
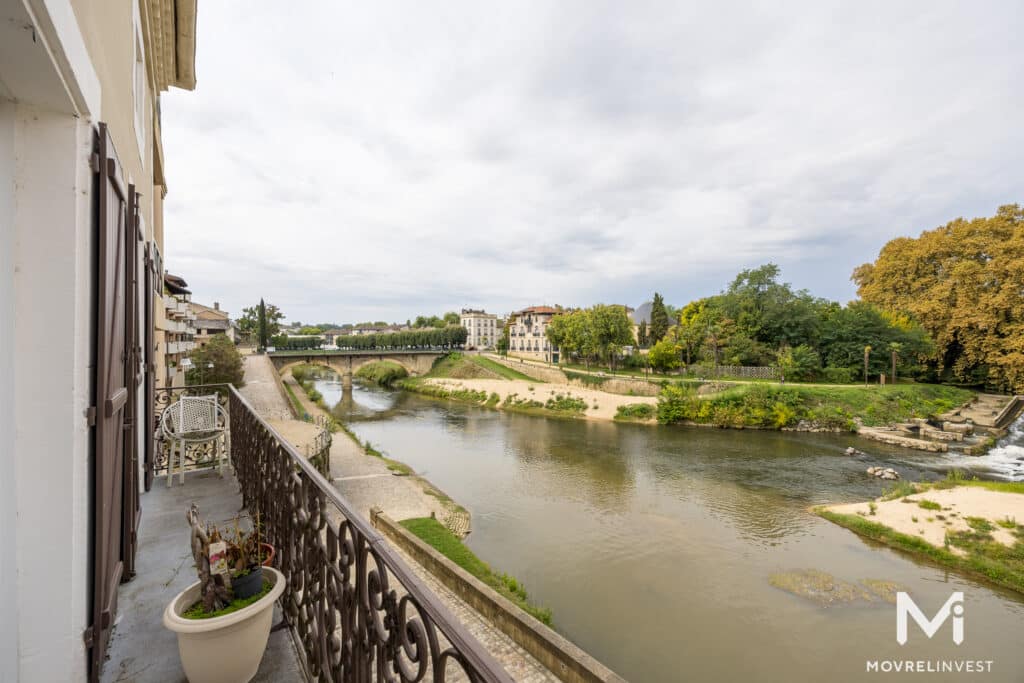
398;377;592;419
657;383;973;430
816;506;1024;596
426;352;540;382
399;517;553;625
355;360;408;387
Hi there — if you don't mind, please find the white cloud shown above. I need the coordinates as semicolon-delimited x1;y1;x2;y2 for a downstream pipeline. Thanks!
160;0;1024;323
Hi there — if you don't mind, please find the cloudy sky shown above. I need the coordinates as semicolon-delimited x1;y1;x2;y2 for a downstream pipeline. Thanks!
161;1;1022;325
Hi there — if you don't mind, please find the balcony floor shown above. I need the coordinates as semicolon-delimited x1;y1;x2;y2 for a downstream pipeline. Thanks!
101;470;306;682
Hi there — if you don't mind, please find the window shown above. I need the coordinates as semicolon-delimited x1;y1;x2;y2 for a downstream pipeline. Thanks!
132;7;147;159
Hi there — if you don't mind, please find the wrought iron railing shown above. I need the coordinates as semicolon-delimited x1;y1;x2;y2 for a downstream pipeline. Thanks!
225;385;511;682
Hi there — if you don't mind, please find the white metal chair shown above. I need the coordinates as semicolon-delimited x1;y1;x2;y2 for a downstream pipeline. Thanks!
160;394;230;486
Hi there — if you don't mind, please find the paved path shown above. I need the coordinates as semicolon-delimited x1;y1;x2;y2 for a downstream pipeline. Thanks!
239;355;558;682
239;354;293;420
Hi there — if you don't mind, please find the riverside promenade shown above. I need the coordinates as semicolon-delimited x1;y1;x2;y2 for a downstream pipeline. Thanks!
238;354;558;682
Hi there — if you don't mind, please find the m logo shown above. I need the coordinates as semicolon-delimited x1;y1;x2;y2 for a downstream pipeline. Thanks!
896;592;964;645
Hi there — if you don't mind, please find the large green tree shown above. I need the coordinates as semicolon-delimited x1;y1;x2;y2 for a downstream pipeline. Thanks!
187;334;244;387
853;205;1024;391
238;300;284;344
649;292;670;342
546;305;634;370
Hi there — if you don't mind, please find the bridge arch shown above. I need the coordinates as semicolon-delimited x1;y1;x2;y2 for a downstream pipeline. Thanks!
269;350;444;382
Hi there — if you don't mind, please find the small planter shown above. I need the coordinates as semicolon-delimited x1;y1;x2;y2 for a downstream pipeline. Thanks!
232;566;264;600
260;542;275;567
164;566;285;683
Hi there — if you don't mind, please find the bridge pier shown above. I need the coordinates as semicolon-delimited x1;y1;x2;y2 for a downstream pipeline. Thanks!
342;372;353;390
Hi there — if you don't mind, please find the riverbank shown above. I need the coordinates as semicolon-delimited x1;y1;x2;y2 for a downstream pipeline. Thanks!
817;478;1024;594
403;376;659;421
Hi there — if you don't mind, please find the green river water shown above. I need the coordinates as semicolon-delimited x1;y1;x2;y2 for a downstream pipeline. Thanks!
314;374;1024;682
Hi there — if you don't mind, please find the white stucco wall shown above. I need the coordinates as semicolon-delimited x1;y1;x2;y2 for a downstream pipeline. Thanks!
12;104;93;683
0;98;20;683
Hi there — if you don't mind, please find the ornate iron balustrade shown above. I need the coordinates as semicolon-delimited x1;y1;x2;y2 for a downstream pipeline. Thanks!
225;385;512;683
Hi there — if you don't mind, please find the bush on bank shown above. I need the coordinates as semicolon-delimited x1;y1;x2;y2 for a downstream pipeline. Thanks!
656;383;973;430
355;361;408;387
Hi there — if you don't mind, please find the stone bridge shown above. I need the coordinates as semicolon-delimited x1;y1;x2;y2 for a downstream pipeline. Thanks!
267;349;445;387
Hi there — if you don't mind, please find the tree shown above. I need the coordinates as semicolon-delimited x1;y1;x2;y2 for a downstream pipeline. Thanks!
497;323;510;355
443;312;460;326
257;299;268;350
637;320;648;347
776;345;820;382
649;292;670;342
854;204;1024;392
187;334;244;387
238;300;284;344
648;339;682;373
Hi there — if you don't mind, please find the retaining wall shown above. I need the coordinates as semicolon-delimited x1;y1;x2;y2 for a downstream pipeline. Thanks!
371;510;626;683
486;355;660;397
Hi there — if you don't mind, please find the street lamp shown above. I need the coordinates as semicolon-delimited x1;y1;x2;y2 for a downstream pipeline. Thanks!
199;361;214;385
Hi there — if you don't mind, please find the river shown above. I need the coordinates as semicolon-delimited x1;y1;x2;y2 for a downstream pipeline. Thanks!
313;372;1024;682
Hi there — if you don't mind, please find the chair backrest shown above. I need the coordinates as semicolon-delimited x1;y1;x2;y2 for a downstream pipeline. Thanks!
164;395;220;436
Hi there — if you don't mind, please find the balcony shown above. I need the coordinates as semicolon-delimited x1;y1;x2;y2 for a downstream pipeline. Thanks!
101;385;512;682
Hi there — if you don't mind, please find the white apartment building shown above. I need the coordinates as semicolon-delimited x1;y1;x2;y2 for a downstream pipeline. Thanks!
460;308;498;349
507;306;561;362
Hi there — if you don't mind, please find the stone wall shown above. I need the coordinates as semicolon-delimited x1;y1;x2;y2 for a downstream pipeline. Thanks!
486;355;660;397
371;510;626;683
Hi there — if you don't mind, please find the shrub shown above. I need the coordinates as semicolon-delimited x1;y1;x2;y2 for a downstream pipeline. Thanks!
820;366;855;384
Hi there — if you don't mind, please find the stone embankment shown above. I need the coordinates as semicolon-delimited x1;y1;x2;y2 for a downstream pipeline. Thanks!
858;393;1023;455
484;354;660;396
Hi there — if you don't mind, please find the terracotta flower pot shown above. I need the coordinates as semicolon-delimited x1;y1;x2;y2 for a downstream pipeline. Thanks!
163;566;285;683
260;542;275;567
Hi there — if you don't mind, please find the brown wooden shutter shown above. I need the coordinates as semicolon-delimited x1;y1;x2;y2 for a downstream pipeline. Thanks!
87;123;135;682
143;242;156;491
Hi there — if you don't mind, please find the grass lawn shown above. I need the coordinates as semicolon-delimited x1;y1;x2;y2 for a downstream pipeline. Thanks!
469;355;539;381
399;517;553;625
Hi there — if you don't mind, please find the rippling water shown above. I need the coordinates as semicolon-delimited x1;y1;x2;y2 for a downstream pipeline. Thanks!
316;376;1024;682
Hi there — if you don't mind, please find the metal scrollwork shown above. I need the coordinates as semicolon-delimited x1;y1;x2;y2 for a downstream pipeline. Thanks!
205;386;511;682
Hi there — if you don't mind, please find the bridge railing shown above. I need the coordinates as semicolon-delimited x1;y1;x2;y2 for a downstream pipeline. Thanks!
268;346;460;355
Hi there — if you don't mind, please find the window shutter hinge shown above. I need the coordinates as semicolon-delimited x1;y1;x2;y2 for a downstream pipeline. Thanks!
89;153;99;174
85;406;96;427
83;625;94;647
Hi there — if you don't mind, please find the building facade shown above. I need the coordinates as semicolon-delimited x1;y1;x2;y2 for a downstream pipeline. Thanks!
0;1;197;680
460;308;498;349
159;273;196;388
507;306;561;362
192;300;235;347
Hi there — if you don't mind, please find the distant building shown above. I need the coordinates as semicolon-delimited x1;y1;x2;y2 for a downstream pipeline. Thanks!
507;306;561;362
192;301;236;346
322;328;349;345
460;309;498;349
161;274;196;389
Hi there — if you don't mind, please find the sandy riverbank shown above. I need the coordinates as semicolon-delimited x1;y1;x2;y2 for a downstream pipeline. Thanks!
421;377;658;421
825;486;1024;551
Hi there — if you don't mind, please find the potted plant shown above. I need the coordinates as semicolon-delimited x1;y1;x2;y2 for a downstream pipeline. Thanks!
224;515;273;599
163;505;284;683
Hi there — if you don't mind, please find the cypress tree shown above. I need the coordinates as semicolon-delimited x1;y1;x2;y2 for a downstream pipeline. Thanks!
649;292;669;342
258;298;268;351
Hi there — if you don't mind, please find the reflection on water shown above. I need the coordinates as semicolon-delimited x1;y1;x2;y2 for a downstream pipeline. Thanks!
317;376;1024;682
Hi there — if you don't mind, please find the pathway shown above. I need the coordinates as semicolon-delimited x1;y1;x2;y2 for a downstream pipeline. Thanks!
239;353;558;681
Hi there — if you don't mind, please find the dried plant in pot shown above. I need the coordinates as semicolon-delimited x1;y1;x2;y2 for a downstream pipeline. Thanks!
163;504;285;683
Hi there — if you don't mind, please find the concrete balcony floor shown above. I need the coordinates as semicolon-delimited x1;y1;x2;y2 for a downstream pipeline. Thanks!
101;469;306;682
